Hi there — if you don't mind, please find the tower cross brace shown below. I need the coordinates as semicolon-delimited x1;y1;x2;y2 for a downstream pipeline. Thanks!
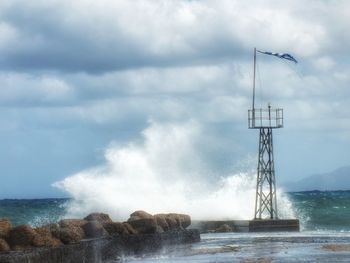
248;106;282;219
246;48;300;231
255;127;277;219
249;48;283;220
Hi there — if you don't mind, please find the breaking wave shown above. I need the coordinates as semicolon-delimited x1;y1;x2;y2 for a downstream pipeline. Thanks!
54;121;295;220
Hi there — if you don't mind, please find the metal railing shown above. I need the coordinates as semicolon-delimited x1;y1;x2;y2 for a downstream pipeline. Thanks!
248;108;283;129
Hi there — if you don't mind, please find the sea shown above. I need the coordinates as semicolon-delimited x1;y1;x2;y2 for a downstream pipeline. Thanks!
2;190;350;262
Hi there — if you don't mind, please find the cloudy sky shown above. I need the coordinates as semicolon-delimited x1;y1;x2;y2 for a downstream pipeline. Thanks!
0;0;350;198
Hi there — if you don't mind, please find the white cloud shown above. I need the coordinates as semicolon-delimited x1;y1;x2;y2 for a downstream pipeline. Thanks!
314;56;335;71
0;22;18;50
0;0;344;71
1;0;350;197
0;73;74;105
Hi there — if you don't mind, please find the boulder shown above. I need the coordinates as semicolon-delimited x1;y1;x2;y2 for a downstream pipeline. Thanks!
165;214;179;229
122;222;138;235
156;225;164;233
33;227;62;248
82;221;107;238
103;222;128;236
0;218;12;238
59;219;88;228
154;214;170;231
215;224;232;233
0;229;201;262
178;214;191;229
43;223;61;239
7;225;36;250
0;238;10;252
128;218;157;234
128;210;153;221
166;214;191;229
84;213;112;223
58;226;85;244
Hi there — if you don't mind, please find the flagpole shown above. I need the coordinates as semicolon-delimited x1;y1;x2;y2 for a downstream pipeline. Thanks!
252;47;256;127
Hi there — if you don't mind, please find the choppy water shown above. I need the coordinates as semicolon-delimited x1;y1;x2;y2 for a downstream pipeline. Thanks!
2;191;350;231
289;190;350;232
0;198;68;226
2;191;350;262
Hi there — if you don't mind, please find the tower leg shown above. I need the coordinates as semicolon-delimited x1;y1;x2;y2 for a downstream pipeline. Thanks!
254;128;278;219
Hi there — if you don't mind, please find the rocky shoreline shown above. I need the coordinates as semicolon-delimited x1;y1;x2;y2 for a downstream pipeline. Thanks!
0;211;200;263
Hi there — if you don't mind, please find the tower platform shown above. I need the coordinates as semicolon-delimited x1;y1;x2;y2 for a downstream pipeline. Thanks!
193;219;300;233
248;107;283;129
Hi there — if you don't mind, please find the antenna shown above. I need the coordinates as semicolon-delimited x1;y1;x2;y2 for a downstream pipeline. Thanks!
252;48;256;127
246;48;299;232
248;49;283;220
252;47;256;111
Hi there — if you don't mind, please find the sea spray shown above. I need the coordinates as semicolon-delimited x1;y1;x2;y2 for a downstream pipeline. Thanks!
54;121;295;220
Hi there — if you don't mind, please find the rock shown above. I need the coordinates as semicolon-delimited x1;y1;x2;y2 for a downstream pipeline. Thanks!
156;225;164;233
0;218;12;239
33;227;62;248
0;219;12;239
165;214;191;229
58;226;85;244
178;214;191;229
43;223;61;239
128;210;153;221
0;238;10;252
154;214;170;231
215;224;232;233
122;222;138;235
0;228;200;262
84;213;112;223
165;214;180;229
82;221;107;238
59;219;88;228
322;244;350;252
57;220;86;244
7;225;37;250
103;222;128;236
128;218;157;234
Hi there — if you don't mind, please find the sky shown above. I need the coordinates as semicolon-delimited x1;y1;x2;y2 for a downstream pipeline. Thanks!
0;0;350;198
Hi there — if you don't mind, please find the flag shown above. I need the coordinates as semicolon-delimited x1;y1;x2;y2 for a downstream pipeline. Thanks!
257;50;298;63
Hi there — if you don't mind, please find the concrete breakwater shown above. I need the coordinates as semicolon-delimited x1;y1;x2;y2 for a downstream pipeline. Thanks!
192;219;300;233
0;211;200;263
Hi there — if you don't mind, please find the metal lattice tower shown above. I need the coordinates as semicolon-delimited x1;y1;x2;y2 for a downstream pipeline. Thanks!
248;48;283;220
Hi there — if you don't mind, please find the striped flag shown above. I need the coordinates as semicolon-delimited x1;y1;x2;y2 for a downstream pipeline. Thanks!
257;50;298;63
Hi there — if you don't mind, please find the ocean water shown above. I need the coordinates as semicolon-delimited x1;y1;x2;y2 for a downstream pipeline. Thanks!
290;191;350;232
1;191;350;231
0;198;68;226
2;191;350;262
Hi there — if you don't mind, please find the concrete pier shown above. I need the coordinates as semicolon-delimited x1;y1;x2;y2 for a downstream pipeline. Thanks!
248;219;300;232
193;219;300;233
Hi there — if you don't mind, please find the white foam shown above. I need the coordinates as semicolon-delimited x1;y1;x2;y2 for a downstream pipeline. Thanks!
54;121;295;221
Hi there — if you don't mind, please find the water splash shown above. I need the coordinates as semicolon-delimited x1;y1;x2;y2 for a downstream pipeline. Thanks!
54;121;295;220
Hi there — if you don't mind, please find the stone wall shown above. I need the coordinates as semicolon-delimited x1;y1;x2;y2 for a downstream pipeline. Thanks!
0;211;200;263
0;229;200;263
